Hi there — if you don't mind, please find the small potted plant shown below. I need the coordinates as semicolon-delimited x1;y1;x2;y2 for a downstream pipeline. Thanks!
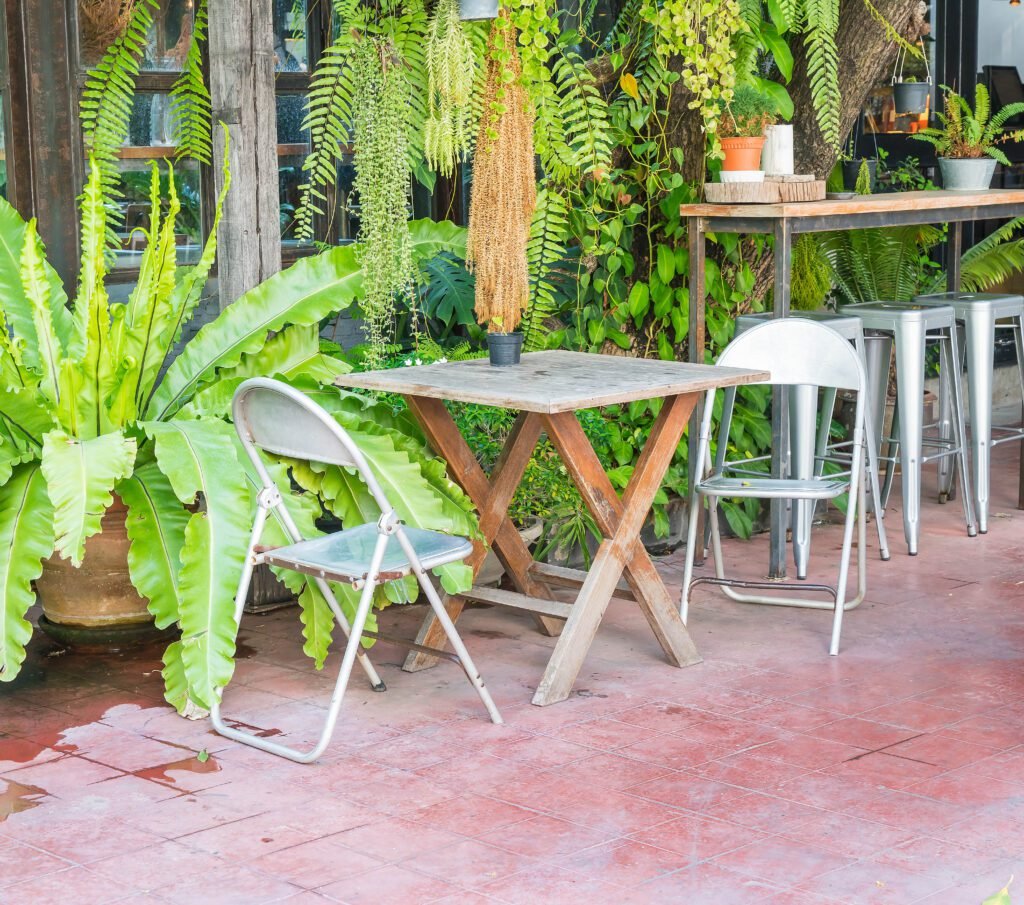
912;84;1024;191
841;131;878;192
485;315;524;366
719;86;776;181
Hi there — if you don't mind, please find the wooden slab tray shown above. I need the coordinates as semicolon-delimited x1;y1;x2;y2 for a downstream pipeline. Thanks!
704;176;826;204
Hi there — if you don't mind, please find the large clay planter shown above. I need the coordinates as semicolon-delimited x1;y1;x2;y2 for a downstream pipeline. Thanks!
35;497;161;649
721;136;765;172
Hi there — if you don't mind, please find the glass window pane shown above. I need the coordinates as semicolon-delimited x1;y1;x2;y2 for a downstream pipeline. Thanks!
274;0;308;72
79;0;192;71
278;94;311;243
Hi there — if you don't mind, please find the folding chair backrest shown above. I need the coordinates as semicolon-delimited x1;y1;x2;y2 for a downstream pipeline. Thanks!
717;319;866;393
233;378;393;514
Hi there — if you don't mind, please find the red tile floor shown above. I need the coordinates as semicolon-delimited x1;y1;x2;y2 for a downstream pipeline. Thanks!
3;443;1024;904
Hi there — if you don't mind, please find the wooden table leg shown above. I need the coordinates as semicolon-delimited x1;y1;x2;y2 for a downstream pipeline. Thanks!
401;398;564;672
534;393;703;706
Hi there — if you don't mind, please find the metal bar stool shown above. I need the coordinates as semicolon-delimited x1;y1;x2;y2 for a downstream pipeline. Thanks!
735;312;890;578
839;301;978;554
914;292;1024;534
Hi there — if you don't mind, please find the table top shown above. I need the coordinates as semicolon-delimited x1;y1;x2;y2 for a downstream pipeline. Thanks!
334;350;767;413
679;188;1024;221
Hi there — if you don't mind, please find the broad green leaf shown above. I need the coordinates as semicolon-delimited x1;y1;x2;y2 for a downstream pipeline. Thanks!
69;157;110;377
0;387;58;450
0;464;53;682
118;462;188;629
19;221;63;403
136;134;232;416
297;583;334;670
41;430;137;566
408;217;467;265
145;418;250;709
147;244;363;421
0;197;70;362
162;640;208;718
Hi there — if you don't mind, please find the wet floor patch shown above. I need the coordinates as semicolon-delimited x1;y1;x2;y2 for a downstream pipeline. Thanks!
0;778;48;821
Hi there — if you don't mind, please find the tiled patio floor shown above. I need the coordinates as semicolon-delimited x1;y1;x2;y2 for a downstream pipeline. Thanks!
2;443;1024;904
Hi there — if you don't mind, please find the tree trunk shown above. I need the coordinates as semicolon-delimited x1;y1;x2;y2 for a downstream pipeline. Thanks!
790;0;922;176
209;0;282;310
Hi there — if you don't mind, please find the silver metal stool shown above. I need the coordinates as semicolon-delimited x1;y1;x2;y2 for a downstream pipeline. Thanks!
735;312;890;578
839;301;978;554
914;292;1024;533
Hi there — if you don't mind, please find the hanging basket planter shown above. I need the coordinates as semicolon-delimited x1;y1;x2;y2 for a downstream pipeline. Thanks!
893;81;931;115
459;0;498;20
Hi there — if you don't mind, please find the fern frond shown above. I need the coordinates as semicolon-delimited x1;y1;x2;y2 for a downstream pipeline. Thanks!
170;0;212;164
79;0;158;246
802;0;841;147
524;187;570;351
549;51;614;179
859;0;921;56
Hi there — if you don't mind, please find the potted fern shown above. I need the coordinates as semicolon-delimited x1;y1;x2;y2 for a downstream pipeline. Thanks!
913;84;1024;191
719;86;776;181
0;143;479;715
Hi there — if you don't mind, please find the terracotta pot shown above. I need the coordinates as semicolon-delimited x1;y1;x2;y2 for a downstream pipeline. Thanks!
721;136;765;172
35;497;160;648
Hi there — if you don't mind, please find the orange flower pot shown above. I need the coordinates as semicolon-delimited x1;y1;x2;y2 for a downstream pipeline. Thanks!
721;136;765;172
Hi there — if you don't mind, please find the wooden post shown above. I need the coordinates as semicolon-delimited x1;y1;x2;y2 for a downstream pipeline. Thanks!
208;0;281;308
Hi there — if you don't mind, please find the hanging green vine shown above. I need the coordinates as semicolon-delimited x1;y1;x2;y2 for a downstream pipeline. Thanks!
351;37;416;368
424;0;477;178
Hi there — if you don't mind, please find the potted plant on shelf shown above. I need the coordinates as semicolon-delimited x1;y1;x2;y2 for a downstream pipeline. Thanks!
466;10;535;366
719;86;776;181
912;84;1024;191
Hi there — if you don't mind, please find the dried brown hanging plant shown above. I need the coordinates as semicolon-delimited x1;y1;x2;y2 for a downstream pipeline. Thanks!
78;0;138;60
465;10;536;334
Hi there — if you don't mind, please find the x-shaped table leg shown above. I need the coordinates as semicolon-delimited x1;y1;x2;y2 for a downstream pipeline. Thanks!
534;392;703;705
401;397;564;673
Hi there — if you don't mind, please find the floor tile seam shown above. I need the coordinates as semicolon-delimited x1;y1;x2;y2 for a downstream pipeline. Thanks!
400;808;543;841
0;862;142;898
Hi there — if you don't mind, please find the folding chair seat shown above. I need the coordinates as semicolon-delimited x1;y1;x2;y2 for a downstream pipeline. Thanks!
680;319;874;656
211;378;502;764
262;524;473;584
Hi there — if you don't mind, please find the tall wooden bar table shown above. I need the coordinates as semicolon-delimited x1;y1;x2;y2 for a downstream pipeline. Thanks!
336;351;765;706
681;189;1024;579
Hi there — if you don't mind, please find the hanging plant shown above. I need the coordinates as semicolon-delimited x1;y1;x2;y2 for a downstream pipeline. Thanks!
466;9;536;333
424;0;478;178
645;0;746;159
351;36;416;368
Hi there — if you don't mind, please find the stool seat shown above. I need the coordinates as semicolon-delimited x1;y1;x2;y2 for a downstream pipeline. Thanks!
840;301;958;332
736;311;865;343
916;292;1024;319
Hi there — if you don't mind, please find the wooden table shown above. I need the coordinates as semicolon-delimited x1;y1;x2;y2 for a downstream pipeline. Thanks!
681;189;1024;578
336;350;766;706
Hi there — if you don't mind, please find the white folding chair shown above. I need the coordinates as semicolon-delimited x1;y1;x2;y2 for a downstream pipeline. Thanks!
680;320;871;656
211;378;502;763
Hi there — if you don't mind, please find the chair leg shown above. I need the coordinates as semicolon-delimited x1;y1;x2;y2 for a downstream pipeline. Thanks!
830;444;864;656
273;501;386;692
211;535;390;763
861;393;891;561
679;490;705;625
946;329;978;538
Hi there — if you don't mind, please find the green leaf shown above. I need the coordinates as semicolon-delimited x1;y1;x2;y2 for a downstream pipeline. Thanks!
759;24;794;82
144;418;251;710
0;387;58;450
297;583;334;670
656;244;675;284
41;430;137;567
19;220;63;404
0;464;53;682
147;245;363;421
118;462;188;630
0;197;70;361
161;640;206;717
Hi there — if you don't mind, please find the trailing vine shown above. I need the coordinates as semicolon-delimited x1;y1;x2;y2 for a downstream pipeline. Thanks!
424;0;478;178
351;37;416;368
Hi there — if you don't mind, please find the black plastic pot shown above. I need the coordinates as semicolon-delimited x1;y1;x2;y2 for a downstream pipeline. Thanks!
843;158;878;193
487;331;523;367
893;82;930;115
